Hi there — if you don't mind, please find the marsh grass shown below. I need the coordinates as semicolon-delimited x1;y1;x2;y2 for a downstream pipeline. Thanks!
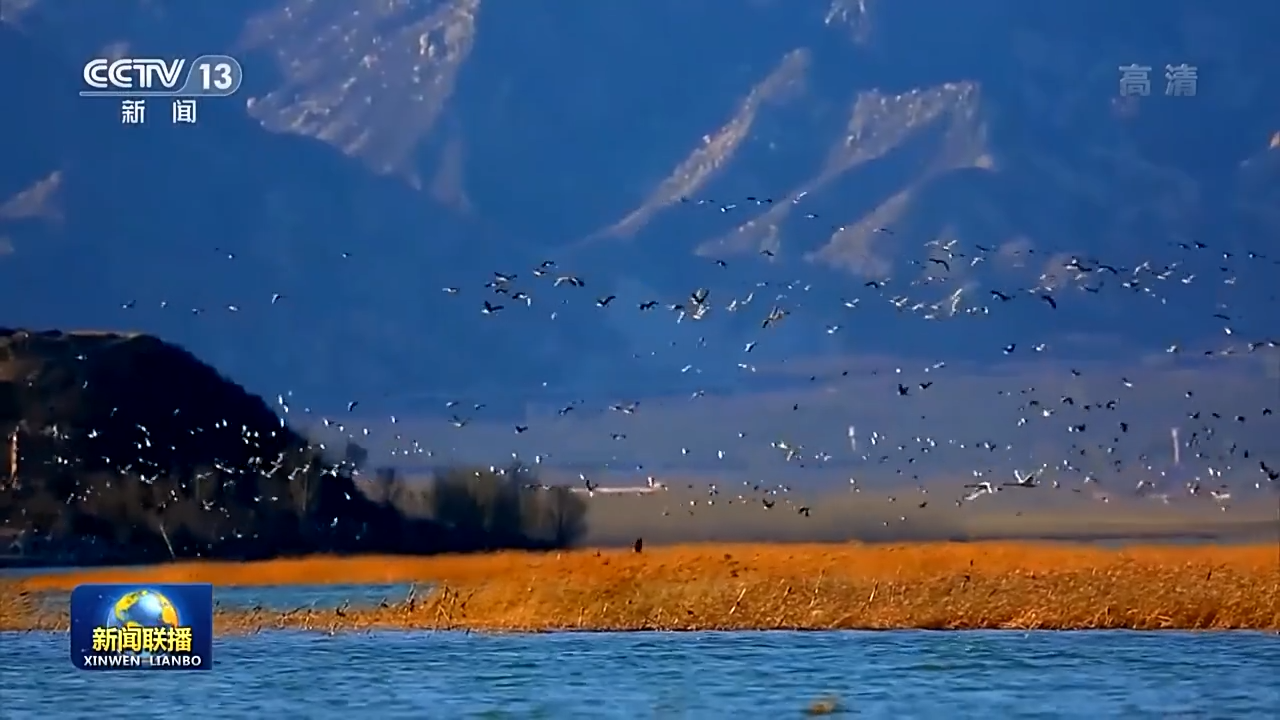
4;542;1277;632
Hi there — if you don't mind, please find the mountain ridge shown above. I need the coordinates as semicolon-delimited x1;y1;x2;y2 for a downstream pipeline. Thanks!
3;0;1278;417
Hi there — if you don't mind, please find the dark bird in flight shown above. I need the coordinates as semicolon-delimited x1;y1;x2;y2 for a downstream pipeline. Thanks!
597;295;616;307
928;258;951;271
482;300;503;314
1040;294;1057;309
990;290;1012;301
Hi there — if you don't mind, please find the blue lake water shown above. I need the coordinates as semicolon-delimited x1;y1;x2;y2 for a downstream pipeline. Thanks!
4;582;1278;717
3;629;1277;718
22;582;418;612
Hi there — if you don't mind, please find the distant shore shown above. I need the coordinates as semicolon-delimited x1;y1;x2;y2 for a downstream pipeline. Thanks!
3;542;1277;632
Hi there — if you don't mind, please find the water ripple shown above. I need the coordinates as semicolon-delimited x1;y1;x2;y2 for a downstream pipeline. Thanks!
3;630;1278;718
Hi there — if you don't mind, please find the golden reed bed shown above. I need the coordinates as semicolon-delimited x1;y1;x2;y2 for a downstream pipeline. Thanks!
2;542;1278;633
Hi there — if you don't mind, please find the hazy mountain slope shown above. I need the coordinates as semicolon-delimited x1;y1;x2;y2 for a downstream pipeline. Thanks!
2;0;1277;437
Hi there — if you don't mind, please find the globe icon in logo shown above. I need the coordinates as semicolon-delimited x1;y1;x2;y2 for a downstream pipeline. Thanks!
105;590;181;655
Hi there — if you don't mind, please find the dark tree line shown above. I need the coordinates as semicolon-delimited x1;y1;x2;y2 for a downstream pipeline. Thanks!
0;329;586;566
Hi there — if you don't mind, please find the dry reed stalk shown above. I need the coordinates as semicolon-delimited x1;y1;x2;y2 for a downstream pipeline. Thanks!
4;542;1277;632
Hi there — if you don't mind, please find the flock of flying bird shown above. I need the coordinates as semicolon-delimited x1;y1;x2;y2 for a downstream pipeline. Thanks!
97;191;1280;530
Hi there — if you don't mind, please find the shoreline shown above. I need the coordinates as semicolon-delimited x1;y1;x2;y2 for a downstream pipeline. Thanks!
2;524;1273;573
4;542;1277;633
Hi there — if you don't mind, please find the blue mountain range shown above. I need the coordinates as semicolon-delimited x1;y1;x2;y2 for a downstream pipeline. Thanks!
3;0;1277;483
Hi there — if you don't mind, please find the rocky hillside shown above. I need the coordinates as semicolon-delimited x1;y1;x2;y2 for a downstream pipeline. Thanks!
0;328;298;474
2;0;1277;415
0;328;585;565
